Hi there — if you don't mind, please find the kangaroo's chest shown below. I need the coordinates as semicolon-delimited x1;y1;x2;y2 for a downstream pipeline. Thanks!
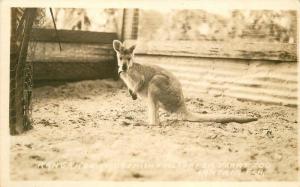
119;73;136;90
120;71;149;99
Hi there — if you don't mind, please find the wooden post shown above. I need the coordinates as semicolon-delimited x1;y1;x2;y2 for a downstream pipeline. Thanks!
12;8;37;135
112;8;128;80
131;9;139;39
9;8;18;135
121;8;127;42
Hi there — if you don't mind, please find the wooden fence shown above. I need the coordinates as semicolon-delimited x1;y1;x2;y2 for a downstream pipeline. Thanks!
27;28;118;83
127;40;297;106
26;28;298;106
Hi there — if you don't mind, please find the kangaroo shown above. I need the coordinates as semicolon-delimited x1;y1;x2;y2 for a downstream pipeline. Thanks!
112;40;258;126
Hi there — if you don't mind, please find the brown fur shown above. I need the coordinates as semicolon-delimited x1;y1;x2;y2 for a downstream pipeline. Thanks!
113;40;257;125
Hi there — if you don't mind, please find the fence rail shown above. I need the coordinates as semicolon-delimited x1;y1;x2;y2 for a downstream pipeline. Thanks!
30;28;118;44
127;40;297;62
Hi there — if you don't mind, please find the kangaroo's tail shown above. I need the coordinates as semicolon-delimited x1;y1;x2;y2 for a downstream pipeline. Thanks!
183;111;257;123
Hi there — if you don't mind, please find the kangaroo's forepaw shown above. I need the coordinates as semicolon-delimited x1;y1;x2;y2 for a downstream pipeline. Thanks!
129;89;137;100
131;94;137;100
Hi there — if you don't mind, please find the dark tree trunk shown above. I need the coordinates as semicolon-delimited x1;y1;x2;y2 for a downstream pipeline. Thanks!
10;8;37;135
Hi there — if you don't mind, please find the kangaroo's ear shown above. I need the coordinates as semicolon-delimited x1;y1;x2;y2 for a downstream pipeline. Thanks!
113;40;122;53
128;45;136;53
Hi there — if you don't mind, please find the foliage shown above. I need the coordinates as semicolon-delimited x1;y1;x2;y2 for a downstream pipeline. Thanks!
142;10;297;43
40;8;121;32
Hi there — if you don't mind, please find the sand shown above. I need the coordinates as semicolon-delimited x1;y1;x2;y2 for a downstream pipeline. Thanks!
10;79;298;181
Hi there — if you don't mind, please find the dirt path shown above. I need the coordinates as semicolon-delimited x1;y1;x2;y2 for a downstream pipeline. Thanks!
10;79;298;181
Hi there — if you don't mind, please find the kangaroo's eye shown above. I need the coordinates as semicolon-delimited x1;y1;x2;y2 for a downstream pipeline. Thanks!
128;57;131;61
120;57;123;60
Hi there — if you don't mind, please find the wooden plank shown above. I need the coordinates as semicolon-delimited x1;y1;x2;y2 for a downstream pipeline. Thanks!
30;28;118;44
27;42;115;63
126;40;297;61
33;60;114;81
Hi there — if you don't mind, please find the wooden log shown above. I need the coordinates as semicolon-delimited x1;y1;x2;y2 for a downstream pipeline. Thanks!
27;42;115;63
28;41;116;81
30;28;118;44
33;60;115;81
28;29;119;81
126;40;297;62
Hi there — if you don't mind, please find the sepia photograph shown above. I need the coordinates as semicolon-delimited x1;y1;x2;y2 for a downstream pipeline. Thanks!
0;0;299;185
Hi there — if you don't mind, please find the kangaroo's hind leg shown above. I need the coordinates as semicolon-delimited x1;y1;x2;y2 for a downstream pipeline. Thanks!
147;85;159;126
147;74;181;126
148;94;159;126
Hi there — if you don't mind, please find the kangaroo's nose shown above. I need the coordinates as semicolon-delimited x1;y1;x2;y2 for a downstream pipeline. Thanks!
122;64;127;71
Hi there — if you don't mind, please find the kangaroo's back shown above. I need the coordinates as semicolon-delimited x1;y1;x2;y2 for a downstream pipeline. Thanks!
112;40;258;126
130;62;179;85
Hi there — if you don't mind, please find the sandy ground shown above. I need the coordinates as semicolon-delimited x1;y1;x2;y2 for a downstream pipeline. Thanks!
10;79;298;181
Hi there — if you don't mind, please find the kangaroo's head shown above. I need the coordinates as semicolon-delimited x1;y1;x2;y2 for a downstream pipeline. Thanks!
112;40;136;74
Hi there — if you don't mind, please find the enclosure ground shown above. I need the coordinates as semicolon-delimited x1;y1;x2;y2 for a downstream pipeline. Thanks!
10;79;298;181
